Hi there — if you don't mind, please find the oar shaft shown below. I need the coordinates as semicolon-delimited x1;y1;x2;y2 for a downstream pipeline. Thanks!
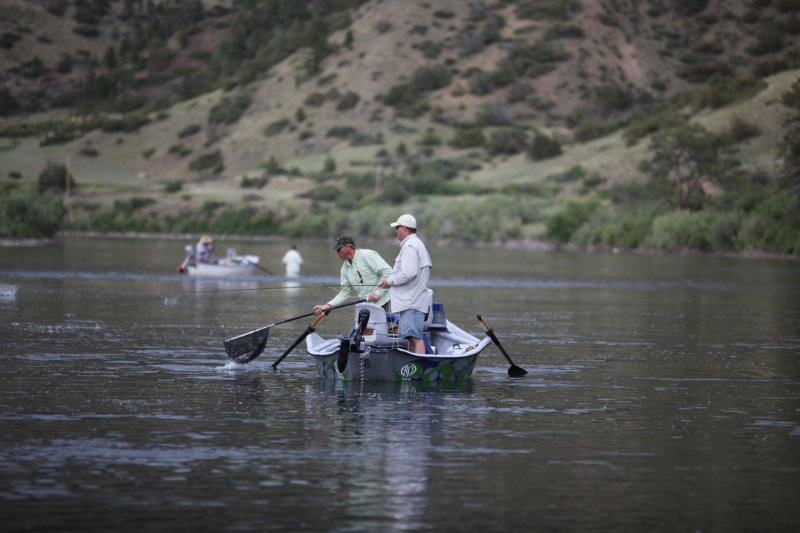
227;299;368;341
248;260;274;276
272;312;328;368
477;314;527;376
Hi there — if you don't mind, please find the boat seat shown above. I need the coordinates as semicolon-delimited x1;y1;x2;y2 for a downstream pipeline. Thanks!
357;293;436;353
354;302;395;347
422;288;433;331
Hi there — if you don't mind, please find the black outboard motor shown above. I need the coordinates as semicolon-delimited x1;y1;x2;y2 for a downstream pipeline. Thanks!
337;309;372;373
352;309;371;351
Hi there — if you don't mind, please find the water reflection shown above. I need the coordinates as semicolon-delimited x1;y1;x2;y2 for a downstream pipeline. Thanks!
304;379;477;531
283;279;302;295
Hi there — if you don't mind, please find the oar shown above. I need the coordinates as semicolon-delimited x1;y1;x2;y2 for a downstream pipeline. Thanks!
272;312;328;369
224;299;365;364
477;315;528;377
247;259;274;276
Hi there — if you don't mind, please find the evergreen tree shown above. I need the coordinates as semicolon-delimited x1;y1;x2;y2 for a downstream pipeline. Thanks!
305;18;329;74
103;46;118;70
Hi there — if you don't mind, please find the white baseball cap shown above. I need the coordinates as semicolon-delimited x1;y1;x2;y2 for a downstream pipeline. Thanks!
390;213;417;229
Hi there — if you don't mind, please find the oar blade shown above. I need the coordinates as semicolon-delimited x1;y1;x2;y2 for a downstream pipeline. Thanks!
224;327;270;364
508;364;528;377
336;337;351;374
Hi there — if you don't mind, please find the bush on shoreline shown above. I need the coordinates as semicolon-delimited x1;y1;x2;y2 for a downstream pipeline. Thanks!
0;190;66;238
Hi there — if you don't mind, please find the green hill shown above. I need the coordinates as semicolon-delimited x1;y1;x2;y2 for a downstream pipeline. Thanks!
1;0;799;255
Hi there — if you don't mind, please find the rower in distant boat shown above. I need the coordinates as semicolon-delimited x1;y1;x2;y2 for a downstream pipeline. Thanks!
197;235;217;264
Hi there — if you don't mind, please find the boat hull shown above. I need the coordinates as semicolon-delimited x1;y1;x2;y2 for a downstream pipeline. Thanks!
186;255;259;276
306;330;491;383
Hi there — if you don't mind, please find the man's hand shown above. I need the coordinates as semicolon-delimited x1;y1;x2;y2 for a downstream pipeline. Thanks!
377;278;389;290
313;304;332;315
367;292;380;302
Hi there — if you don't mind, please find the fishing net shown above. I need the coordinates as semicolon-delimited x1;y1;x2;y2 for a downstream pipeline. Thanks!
224;326;270;364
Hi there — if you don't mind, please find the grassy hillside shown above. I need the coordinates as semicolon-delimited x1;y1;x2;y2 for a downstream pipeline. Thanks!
1;0;799;254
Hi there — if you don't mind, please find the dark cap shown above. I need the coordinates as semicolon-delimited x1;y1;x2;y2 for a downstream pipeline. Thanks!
331;234;356;251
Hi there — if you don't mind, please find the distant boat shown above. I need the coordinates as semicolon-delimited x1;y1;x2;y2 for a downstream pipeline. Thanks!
178;245;260;277
0;283;17;300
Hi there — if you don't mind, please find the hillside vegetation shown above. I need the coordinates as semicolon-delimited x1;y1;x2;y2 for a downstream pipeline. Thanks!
1;0;799;255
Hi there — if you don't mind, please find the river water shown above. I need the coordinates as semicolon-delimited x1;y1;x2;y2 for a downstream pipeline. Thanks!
1;236;798;532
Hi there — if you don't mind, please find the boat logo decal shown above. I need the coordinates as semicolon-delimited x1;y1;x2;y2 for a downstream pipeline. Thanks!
400;363;419;377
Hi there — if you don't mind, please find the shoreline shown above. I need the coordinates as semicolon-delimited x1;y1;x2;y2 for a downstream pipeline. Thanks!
1;231;797;261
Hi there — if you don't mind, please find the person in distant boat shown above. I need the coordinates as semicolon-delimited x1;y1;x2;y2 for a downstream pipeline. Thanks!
281;245;303;277
196;235;217;264
377;214;432;354
313;235;393;315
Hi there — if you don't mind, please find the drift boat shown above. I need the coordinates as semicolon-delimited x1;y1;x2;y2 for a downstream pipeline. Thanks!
305;300;492;383
178;245;260;277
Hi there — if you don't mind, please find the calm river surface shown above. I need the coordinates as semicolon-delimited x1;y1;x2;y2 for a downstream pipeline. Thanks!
1;236;798;532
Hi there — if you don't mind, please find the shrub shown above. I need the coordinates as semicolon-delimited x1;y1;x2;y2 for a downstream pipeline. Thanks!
410;63;453;92
646;210;714;250
114;197;156;213
693;40;724;55
263;119;290;136
382;84;430;118
326;126;356;138
594;83;633;112
708;212;742;251
38;162;76;193
169;144;192;157
304;92;325;107
728;117;761;143
573;118;618;143
576;211;653;248
0;190;66;238
543;23;585;40
208;93;252;125
528;133;562;160
413;40;443;58
350;132;384;146
624;106;685;146
301;184;341;202
189;152;223;172
516;0;581;21
449;127;486;149
676;61;732;83
79;146;99;157
0;87;20;116
178;124;202;138
0;33;22;50
746;27;786;56
241;175;268;189
418;129;442;146
475;102;513;126
72;25;100;38
165;180;183;193
100;114;150;133
545;198;601;243
488;129;528;154
336;91;360;111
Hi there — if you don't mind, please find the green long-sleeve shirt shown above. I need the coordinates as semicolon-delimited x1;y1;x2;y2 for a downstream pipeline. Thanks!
327;248;393;308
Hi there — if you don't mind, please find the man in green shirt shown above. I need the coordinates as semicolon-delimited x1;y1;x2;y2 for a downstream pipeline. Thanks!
313;235;394;315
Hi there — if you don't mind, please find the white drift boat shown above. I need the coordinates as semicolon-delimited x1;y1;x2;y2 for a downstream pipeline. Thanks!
178;245;260;277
